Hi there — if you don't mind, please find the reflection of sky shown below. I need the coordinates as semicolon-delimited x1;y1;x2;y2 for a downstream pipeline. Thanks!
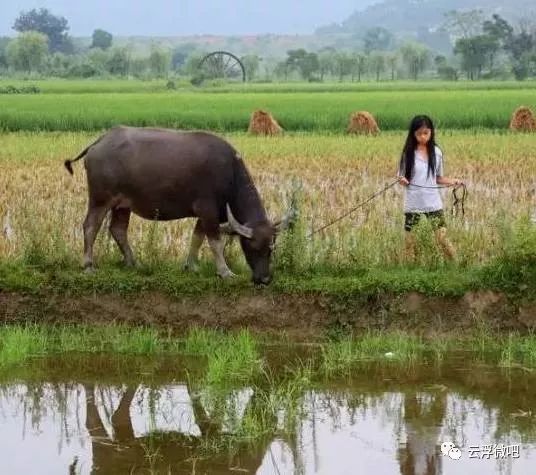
0;384;535;475
0;384;92;475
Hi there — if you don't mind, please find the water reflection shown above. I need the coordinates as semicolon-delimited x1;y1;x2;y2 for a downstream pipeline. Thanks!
1;358;536;474
398;391;445;475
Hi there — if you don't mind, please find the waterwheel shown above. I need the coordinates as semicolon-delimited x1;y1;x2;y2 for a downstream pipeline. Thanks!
198;51;246;82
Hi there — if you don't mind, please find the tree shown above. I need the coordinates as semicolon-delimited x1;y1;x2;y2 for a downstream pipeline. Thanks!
333;51;353;81
400;42;430;80
46;52;72;76
241;54;260;81
454;35;498;79
91;29;113;50
170;43;197;71
386;53;398;80
318;48;336;81
274;60;290;80
106;47;130;76
6;31;49;72
285;49;320;80
351;52;367;82
442;9;485;40
88;48;110;73
368;52;386;81
482;14;513;48
0;37;10;68
171;51;187;71
13;8;71;53
363;27;394;54
300;52;319;80
184;52;205;77
503;27;535;80
130;57;150;78
434;55;458;80
149;47;170;77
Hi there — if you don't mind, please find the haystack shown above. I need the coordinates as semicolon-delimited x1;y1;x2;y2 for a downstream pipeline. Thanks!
509;106;536;132
248;110;283;136
347;111;380;135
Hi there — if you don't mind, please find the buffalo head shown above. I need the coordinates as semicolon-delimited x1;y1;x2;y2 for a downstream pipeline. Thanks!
224;204;296;285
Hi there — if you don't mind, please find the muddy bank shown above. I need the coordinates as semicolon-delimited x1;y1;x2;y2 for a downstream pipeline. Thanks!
1;290;534;336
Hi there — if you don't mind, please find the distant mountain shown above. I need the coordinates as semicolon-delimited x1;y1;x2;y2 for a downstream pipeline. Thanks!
316;0;536;38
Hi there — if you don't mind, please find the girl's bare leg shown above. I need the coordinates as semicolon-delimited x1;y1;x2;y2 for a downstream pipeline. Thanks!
435;227;456;261
404;232;417;262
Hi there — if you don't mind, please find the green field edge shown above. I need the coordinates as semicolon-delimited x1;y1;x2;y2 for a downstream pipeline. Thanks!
1;258;533;300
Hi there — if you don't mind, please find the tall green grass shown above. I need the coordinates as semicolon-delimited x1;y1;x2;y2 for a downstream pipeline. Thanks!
3;325;536;372
0;324;171;367
321;331;428;374
1;88;534;132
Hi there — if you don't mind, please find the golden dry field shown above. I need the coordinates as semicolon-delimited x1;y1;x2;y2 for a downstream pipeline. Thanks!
1;130;534;272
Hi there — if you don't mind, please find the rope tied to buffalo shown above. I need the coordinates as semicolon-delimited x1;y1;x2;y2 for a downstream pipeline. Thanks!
307;178;467;237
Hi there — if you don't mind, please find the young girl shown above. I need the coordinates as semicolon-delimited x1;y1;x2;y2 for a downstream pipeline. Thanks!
397;115;463;262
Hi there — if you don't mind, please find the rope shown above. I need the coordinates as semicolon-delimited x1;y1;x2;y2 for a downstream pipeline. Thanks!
308;179;467;237
308;178;400;237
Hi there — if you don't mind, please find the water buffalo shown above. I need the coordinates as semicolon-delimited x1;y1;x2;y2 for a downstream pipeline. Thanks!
64;126;294;285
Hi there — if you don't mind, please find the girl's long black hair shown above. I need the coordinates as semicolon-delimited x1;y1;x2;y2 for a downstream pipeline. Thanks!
399;115;438;181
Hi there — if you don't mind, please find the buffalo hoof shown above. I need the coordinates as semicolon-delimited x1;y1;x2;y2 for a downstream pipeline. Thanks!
183;260;200;273
218;269;236;279
254;276;272;286
83;266;96;274
123;260;136;269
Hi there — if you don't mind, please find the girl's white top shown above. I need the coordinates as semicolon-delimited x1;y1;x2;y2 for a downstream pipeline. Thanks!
401;146;444;213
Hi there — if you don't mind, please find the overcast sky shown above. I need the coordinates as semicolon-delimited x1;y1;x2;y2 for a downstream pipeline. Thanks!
1;0;378;36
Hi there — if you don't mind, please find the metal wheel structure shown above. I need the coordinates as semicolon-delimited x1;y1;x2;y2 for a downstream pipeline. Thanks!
198;51;246;82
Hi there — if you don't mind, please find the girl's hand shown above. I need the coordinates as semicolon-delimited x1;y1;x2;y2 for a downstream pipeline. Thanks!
398;176;409;186
452;178;464;186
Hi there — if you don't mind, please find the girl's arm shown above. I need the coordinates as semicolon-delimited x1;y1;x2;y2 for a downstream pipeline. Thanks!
437;176;463;186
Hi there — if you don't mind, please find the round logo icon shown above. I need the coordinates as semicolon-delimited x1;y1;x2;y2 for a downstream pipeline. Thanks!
441;442;455;456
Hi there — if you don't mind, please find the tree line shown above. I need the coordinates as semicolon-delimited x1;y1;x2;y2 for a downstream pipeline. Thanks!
0;8;534;82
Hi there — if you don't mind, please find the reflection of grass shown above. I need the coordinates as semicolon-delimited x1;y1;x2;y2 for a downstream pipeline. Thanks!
196;364;311;459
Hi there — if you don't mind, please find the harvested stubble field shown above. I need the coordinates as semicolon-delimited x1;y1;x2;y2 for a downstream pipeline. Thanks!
0;130;534;273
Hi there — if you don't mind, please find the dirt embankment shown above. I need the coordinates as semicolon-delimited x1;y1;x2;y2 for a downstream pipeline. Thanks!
1;290;535;336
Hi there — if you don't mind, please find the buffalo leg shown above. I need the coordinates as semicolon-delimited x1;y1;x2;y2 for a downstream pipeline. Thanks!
184;219;204;272
207;235;236;279
193;201;235;278
83;204;109;271
109;208;135;267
